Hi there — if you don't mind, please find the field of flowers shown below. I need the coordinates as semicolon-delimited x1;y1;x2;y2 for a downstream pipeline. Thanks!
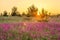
0;22;60;40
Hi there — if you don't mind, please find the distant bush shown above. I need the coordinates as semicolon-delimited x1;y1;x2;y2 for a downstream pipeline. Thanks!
3;11;8;16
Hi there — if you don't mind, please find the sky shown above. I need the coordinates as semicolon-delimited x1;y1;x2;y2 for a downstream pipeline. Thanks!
0;0;60;15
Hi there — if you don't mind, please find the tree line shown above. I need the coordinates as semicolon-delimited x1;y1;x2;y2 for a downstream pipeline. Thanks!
0;5;51;18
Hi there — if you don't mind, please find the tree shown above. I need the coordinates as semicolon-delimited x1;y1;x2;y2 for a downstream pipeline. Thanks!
3;11;8;16
22;12;26;16
11;6;18;16
26;13;31;17
41;8;46;18
45;11;48;16
42;8;45;14
27;5;38;17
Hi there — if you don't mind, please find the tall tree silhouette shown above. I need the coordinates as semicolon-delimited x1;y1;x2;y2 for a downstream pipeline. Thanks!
3;11;8;16
41;8;46;18
11;7;18;16
27;5;38;17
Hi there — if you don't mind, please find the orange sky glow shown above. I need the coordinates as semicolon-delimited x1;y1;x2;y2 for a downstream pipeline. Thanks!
0;0;60;15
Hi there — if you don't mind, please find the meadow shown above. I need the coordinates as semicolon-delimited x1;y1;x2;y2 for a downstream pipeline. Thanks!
0;16;60;40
